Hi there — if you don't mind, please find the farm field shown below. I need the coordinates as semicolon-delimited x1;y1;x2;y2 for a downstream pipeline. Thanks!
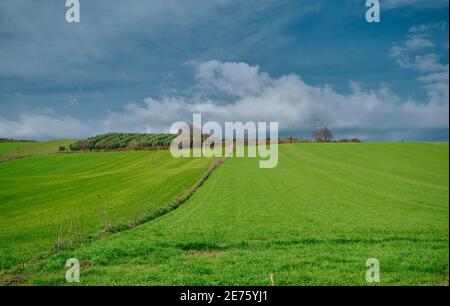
0;151;212;271
0;140;76;161
7;142;448;286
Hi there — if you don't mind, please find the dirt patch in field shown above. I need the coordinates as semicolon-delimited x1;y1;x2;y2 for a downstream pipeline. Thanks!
0;274;23;286
186;250;226;257
81;261;93;270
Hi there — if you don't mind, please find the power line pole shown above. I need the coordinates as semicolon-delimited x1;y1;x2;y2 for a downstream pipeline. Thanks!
313;118;321;141
314;118;321;132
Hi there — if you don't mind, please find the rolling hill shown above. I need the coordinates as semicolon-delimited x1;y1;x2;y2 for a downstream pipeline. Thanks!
0;140;76;162
3;142;447;285
0;151;213;270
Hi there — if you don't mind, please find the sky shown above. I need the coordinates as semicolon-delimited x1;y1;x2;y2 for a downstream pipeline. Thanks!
0;0;448;141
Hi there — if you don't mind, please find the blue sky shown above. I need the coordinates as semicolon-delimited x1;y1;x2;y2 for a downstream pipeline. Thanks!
0;0;448;141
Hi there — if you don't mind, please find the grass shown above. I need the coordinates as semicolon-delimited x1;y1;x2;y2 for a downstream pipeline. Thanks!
0;140;76;161
0;150;213;271
8;142;448;286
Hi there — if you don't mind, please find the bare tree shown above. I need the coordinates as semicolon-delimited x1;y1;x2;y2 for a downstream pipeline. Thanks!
313;127;333;142
322;127;333;142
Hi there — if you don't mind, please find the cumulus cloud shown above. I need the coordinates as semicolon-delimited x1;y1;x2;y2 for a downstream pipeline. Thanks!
1;59;448;141
99;60;448;137
0;113;91;140
195;61;271;98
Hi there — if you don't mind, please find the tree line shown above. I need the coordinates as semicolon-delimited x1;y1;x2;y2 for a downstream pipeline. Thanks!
63;128;361;152
68;133;177;151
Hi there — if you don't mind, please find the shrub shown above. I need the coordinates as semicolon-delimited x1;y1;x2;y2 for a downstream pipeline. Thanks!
69;133;178;152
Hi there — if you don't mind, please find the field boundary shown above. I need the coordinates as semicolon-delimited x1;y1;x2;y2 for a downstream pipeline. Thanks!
107;157;226;233
0;157;226;285
0;154;35;163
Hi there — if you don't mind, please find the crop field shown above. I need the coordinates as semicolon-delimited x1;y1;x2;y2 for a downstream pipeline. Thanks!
2;142;447;286
0;140;76;161
0;151;212;271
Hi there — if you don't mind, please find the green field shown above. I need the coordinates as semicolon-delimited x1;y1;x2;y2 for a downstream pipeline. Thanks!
0;151;212;270
3;143;447;286
0;140;76;161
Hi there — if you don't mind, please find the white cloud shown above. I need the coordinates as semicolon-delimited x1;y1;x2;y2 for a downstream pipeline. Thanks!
99;61;449;136
409;21;447;32
413;54;447;72
405;35;435;49
418;67;449;83
0;113;90;140
390;34;435;59
1;60;448;140
195;61;271;98
389;26;449;117
395;53;448;72
390;26;449;127
391;22;448;72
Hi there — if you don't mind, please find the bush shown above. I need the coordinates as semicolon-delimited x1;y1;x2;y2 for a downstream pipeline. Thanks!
69;133;178;152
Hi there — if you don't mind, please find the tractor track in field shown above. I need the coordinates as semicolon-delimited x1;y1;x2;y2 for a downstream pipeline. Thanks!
0;157;226;286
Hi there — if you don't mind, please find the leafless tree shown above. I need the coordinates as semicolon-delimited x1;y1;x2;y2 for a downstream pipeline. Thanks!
313;127;333;142
321;127;333;141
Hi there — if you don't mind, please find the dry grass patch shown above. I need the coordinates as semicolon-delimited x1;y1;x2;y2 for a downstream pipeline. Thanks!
187;250;226;257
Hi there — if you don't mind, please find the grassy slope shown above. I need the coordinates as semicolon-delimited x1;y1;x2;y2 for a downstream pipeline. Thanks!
0;151;212;270
15;143;450;285
0;140;76;161
0;142;30;156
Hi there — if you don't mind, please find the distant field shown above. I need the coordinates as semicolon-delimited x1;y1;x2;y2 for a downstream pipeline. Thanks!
0;151;212;270
10;143;448;286
0;140;76;161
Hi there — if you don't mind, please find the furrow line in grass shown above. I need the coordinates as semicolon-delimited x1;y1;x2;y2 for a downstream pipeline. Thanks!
290;145;448;191
107;158;226;233
0;157;225;285
282;147;448;212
